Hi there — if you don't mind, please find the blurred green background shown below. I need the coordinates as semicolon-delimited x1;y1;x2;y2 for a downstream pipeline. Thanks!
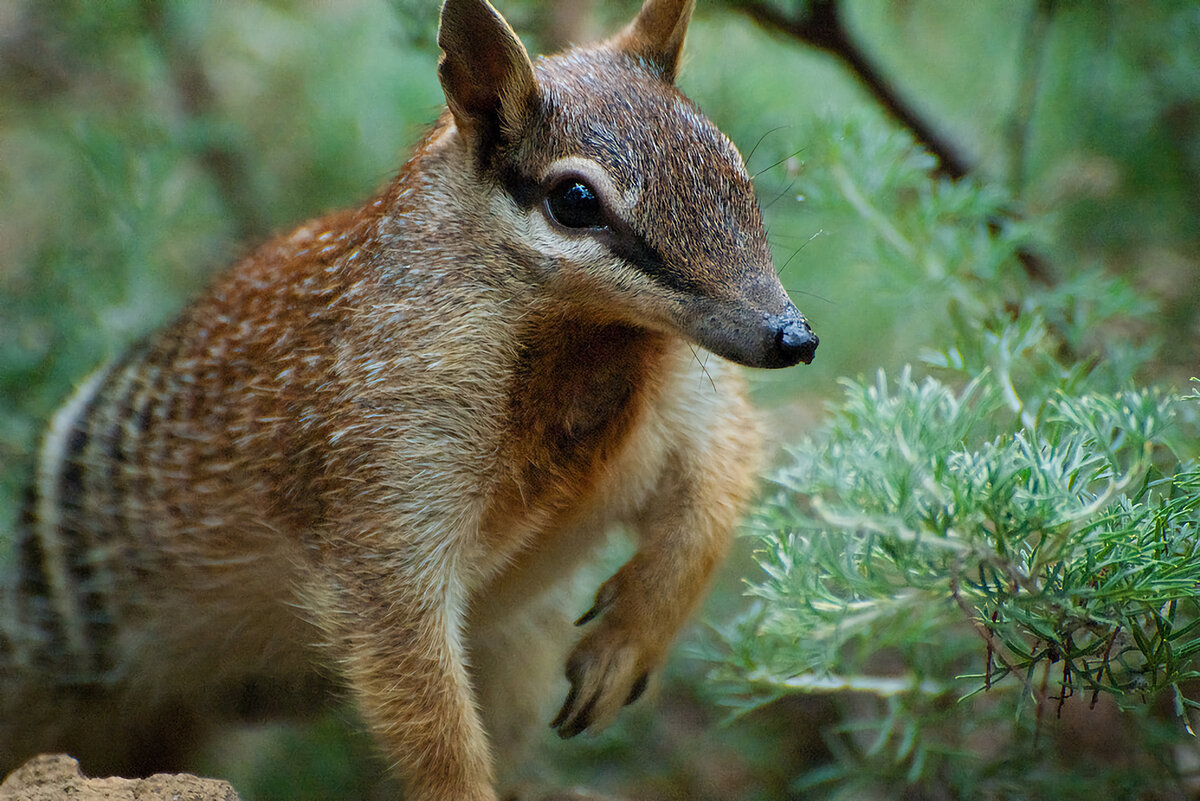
1;1;1197;798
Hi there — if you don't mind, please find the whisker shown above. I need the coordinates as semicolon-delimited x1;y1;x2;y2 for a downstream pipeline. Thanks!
769;232;819;245
744;126;788;170
789;287;834;304
764;177;800;211
776;229;825;279
753;147;806;181
687;343;718;394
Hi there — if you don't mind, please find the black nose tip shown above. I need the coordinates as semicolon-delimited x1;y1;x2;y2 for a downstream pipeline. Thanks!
775;318;818;367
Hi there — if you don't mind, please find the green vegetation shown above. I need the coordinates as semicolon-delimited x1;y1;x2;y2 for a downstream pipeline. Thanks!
1;1;1196;798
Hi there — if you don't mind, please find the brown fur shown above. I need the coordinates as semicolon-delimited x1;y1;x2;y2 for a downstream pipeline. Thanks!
0;1;817;799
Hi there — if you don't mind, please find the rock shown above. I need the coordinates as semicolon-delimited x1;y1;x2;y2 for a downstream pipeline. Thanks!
0;753;241;801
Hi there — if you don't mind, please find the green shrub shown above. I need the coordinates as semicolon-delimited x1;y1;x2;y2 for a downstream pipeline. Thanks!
709;114;1200;799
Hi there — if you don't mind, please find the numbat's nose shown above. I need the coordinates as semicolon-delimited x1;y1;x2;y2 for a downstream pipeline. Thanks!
774;316;818;367
758;312;818;368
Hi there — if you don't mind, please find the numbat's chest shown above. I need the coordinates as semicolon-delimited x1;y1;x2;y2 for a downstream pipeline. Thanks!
482;319;669;532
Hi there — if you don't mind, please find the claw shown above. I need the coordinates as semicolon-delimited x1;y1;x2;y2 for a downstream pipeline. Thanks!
551;676;598;739
575;579;619;626
552;656;590;737
550;682;579;730
625;672;648;706
556;692;597;739
574;603;601;627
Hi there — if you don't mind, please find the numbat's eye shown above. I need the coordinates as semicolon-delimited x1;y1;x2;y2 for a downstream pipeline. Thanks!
545;179;606;230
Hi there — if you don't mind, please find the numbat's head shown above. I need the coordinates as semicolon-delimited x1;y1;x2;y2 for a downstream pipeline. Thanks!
436;0;817;369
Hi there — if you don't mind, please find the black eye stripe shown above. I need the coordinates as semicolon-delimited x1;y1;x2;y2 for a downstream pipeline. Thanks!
496;165;540;210
599;224;706;295
496;165;702;295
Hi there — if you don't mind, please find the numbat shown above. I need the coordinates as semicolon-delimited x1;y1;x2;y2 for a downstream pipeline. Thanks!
0;0;817;798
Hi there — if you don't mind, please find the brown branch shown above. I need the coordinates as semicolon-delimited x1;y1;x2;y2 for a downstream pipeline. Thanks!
950;572;1039;704
733;0;970;180
731;0;1054;283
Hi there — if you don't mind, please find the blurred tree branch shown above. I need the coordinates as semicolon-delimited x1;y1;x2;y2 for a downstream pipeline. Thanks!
725;0;1053;283
728;0;971;179
140;3;269;243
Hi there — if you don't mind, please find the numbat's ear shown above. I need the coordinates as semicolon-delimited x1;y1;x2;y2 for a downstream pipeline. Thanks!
612;0;696;82
437;0;537;141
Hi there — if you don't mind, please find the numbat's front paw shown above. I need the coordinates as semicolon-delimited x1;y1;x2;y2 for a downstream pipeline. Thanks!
550;626;653;739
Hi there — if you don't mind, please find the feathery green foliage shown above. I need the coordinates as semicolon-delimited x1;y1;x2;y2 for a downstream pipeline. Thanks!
709;114;1200;797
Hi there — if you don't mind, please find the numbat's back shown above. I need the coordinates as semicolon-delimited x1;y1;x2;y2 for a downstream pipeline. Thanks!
0;0;817;799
